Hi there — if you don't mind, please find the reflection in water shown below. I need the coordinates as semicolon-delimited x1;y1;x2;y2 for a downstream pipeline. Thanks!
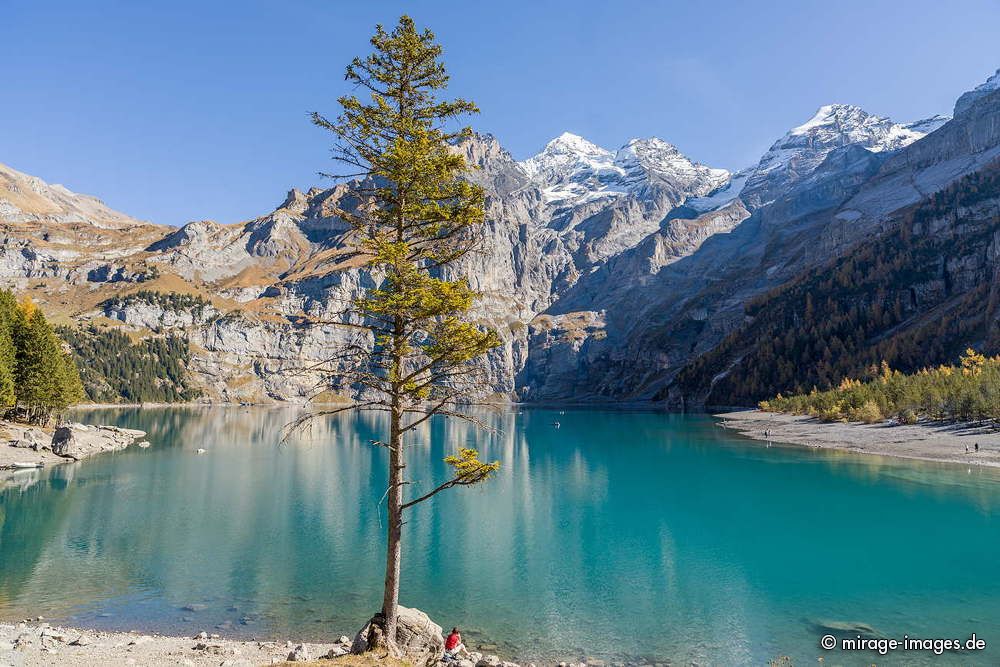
0;407;999;665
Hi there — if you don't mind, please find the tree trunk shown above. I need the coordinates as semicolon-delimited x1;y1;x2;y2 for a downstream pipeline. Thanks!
381;402;404;648
357;402;405;657
368;312;406;656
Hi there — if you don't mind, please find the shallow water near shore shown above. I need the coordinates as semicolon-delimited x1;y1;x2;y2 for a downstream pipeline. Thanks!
1;407;999;665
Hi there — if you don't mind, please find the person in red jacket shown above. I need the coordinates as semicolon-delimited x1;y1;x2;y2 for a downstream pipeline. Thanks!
444;627;465;659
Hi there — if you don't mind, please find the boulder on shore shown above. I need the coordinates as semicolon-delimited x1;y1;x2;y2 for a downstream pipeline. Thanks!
10;427;48;451
286;643;311;661
50;423;146;460
351;606;445;666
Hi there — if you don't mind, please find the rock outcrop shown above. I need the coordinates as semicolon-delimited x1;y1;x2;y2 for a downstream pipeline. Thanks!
351;606;445;666
50;423;146;460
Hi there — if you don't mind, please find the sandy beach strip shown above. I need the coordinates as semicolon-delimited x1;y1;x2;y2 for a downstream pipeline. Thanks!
716;410;1000;468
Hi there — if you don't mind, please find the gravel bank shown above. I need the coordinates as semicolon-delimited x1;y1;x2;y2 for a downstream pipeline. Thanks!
717;410;1000;467
0;621;345;666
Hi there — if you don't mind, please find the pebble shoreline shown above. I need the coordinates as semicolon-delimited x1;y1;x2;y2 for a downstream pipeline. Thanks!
716;409;1000;468
0;620;631;667
0;620;346;666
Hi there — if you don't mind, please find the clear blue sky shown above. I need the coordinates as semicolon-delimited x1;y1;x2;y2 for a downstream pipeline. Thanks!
4;0;999;226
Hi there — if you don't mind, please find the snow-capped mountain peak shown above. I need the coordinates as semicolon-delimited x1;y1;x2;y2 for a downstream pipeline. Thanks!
613;137;728;194
784;103;925;152
519;133;728;206
739;103;948;208
520;132;614;180
548;131;606;154
789;103;860;134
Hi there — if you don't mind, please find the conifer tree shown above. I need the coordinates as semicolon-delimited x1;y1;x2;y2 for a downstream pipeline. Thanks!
12;300;83;424
0;291;18;406
307;15;501;655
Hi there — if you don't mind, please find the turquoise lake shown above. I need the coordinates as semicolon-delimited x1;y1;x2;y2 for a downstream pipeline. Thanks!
1;407;998;665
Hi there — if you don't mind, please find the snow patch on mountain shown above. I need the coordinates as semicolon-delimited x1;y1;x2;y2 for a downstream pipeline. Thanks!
902;114;950;136
954;68;1000;116
684;170;750;214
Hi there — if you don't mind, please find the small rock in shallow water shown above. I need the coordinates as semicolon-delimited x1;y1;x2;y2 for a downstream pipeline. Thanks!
811;618;885;639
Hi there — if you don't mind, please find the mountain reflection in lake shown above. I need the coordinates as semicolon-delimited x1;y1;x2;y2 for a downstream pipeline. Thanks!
1;406;998;665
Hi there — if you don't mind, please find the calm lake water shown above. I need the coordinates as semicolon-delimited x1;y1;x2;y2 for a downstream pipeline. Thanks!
1;407;999;665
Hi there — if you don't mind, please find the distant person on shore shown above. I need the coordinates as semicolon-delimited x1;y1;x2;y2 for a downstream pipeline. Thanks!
444;627;465;660
975;442;980;452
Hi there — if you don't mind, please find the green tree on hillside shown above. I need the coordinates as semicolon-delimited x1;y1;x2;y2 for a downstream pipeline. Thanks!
761;349;1000;424
57;326;199;403
6;296;84;424
306;15;501;655
0;290;86;423
0;291;19;406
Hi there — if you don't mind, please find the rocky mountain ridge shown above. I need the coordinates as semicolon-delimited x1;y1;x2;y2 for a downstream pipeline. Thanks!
1;68;997;405
514;73;1000;402
739;103;949;210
